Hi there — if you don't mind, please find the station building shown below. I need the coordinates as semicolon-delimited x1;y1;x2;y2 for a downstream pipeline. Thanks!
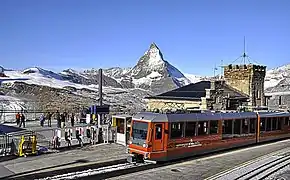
145;64;270;112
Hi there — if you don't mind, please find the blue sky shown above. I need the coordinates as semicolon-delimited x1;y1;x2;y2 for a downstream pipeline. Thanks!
0;0;290;76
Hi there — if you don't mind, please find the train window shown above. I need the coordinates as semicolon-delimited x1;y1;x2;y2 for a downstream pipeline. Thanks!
242;119;249;134
249;119;256;133
233;119;242;134
272;117;278;130
260;118;266;132
286;117;290;126
284;117;288;126
198;121;208;136
155;124;162;140
185;122;196;137
210;120;218;134
266;118;272;131
278;117;282;130
222;120;233;134
170;122;184;139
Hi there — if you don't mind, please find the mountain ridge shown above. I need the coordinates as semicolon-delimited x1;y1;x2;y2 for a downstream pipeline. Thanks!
1;43;290;116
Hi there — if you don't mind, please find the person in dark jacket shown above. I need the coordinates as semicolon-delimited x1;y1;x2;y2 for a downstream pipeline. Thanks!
55;110;61;128
16;112;20;125
19;113;25;128
46;112;52;127
71;113;75;127
61;113;66;128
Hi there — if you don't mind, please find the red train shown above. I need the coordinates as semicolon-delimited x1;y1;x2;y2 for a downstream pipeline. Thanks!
127;111;290;162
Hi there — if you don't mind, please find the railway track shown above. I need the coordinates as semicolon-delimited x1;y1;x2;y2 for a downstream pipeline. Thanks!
35;162;155;180
6;139;290;180
208;151;290;180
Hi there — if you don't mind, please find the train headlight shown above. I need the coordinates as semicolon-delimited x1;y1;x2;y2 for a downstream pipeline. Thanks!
128;137;132;145
143;143;148;148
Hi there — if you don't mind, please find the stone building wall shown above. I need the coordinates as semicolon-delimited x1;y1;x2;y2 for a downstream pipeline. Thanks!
146;99;202;112
224;64;266;106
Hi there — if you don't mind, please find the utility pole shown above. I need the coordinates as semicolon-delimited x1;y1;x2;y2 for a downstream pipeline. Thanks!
98;68;103;126
98;68;103;106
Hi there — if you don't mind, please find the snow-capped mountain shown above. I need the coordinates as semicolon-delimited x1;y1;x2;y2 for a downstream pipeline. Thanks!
95;43;193;94
264;64;290;90
126;43;191;93
0;42;204;120
265;64;290;95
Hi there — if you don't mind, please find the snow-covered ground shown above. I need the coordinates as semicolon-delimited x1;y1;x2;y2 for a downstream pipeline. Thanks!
184;73;205;84
2;67;134;94
4;67;98;91
0;67;151;122
0;95;26;123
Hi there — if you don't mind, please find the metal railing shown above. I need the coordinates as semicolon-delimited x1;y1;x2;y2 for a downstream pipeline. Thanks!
0;134;14;156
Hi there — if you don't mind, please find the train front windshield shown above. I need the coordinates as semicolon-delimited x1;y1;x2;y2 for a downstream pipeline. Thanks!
131;121;148;146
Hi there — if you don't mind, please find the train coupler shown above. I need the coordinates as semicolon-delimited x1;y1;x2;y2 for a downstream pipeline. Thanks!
127;154;144;163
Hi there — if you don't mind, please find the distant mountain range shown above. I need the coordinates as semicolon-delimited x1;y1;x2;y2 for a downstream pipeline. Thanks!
0;43;289;119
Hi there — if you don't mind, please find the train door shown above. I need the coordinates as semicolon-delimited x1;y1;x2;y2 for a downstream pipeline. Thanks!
152;123;164;151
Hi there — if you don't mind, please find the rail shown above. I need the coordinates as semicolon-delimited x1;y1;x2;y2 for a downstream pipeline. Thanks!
208;150;290;180
35;162;152;180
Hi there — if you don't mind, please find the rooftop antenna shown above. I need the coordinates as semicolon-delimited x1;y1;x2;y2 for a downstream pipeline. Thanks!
231;36;259;65
243;36;246;64
220;59;223;80
213;64;218;79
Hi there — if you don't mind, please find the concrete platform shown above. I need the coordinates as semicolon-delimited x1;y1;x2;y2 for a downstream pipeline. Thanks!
0;143;127;179
108;139;290;180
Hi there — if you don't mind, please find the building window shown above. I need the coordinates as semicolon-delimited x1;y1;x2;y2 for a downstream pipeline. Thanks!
170;122;183;139
185;122;196;137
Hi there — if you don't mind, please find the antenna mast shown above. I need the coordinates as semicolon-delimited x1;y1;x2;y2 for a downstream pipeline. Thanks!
220;59;223;80
243;36;246;64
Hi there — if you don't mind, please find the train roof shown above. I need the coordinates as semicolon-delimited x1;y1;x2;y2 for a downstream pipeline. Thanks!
257;111;290;118
132;111;290;123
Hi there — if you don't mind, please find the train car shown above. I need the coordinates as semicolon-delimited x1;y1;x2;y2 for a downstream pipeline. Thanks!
127;111;290;163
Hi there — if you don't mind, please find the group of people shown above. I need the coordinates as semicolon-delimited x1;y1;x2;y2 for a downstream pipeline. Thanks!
39;111;53;127
15;112;26;128
53;110;76;128
15;110;77;128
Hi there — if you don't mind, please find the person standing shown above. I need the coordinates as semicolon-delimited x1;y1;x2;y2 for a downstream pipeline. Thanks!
46;112;52;127
40;114;45;127
55;110;61;128
61;113;66;128
15;112;20;125
71;113;75;127
19;113;25;128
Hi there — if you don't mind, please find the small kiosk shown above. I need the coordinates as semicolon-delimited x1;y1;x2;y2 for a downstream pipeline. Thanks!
111;114;132;146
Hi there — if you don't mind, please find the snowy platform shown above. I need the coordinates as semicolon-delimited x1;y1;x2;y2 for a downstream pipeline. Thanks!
0;143;127;179
108;140;290;180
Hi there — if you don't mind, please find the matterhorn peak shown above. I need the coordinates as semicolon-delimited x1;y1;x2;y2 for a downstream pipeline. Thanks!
141;42;165;67
149;42;159;50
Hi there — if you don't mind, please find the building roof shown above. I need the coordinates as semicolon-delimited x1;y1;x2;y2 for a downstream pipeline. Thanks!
132;111;290;123
146;81;211;101
145;80;249;101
